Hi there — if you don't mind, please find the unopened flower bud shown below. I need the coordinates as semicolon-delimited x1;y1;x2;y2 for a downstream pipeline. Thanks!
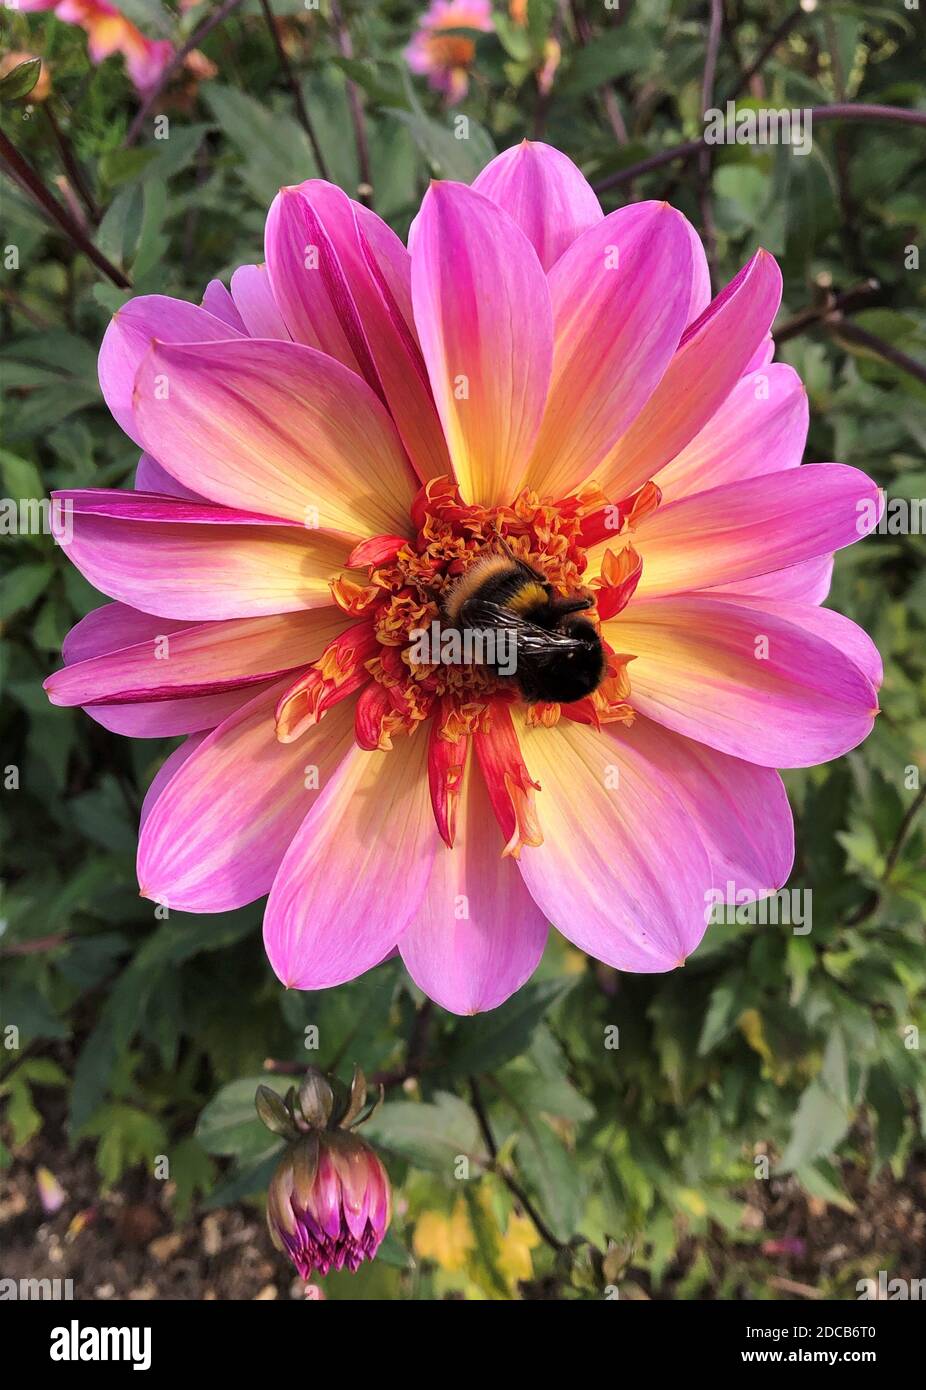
258;1066;390;1278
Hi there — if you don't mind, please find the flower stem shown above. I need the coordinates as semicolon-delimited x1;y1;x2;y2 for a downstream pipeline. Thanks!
593;103;926;194
257;0;331;180
124;0;248;147
0;127;130;288
329;0;374;208
697;0;724;290
43;104;100;225
469;1076;568;1256
724;7;805;102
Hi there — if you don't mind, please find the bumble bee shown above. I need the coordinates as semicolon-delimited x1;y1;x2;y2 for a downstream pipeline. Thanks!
441;547;605;704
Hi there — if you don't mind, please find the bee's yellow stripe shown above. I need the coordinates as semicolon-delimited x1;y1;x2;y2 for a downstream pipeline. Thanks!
508;581;548;615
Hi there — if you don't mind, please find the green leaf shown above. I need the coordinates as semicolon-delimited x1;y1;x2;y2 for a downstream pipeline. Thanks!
375;1226;414;1270
168;1137;217;1220
0;449;44;499
384;107;496;183
83;1104;169;1187
778;1081;851;1173
0;58;42;104
203;1148;282;1210
558;31;652;98
202;85;319;204
698;973;751;1055
516;1117;584;1243
0;563;53;621
196;1076;288;1162
443;978;573;1077
364;1092;484;1175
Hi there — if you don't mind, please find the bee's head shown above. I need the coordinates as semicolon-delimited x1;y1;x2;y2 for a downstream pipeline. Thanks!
518;617;606;705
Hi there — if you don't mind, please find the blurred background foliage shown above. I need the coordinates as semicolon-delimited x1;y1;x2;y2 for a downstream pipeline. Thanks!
1;0;925;1300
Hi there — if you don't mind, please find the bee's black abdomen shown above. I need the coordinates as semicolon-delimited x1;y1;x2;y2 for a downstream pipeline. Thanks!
516;617;606;705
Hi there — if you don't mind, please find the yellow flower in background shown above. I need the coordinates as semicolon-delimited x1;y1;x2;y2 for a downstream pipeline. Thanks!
413;1199;475;1272
497;1211;540;1287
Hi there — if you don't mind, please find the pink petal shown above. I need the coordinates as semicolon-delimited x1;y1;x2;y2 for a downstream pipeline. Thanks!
595;249;783;501
399;757;549;1014
614;463;880;598
140;734;208;830
709;554;834;605
526;202;693;499
264;731;436;989
616;718;794;894
744;334;775;373
87;685;276;738
684;219;713;325
230;264;291;340
410;181;553;506
265;187;359;367
46;609;350;707
137;681;357;912
513;711;713;972
61;606;274;734
134;453;203;502
697;594;883;689
654;363;807;499
55;490;349;620
61;601;188;664
607;594;879;766
201;279;247;333
266;182;452;484
98;294;243;448
472;139;603;272
131;338;416;540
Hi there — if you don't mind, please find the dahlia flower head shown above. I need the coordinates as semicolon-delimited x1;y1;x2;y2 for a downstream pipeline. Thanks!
45;142;883;1015
404;0;494;105
20;0;173;95
258;1067;390;1279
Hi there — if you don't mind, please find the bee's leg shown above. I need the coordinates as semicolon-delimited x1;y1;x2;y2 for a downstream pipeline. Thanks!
549;594;594;619
490;521;548;585
489;522;520;565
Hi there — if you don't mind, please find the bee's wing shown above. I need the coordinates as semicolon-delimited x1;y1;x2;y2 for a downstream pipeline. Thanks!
460;601;588;657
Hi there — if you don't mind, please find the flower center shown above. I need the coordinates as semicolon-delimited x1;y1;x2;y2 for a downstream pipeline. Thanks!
274;477;657;747
426;34;477;70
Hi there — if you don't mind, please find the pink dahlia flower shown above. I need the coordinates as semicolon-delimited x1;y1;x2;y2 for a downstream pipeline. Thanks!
259;1067;391;1279
405;0;494;105
20;0;173;95
45;142;882;1014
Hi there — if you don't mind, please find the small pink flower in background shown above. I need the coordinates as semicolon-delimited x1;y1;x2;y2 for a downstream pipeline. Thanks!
762;1236;807;1258
44;142;882;1015
20;0;173;95
258;1069;391;1280
405;0;494;105
536;36;560;96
